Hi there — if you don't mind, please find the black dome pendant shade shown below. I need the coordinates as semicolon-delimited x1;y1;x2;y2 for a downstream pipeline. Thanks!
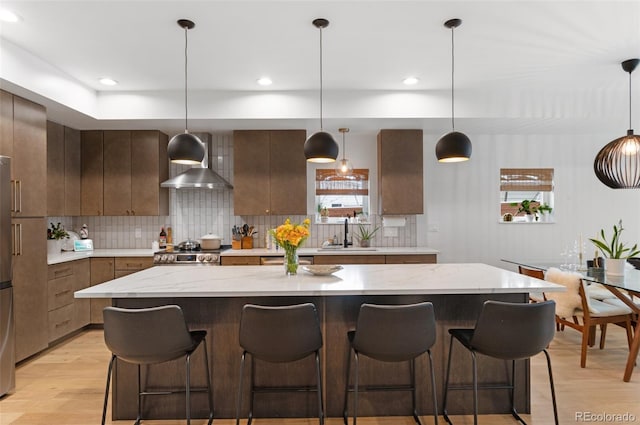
167;19;205;165
594;58;640;189
305;18;339;163
435;18;472;163
435;131;472;162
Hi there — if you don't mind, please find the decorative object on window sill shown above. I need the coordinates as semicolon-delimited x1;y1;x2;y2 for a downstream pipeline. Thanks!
435;18;472;163
594;58;640;188
335;128;354;177
167;19;205;165
304;18;339;163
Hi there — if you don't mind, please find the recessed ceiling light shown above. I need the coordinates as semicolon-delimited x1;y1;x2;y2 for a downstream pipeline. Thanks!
99;77;118;86
0;9;20;23
257;77;272;86
403;76;420;86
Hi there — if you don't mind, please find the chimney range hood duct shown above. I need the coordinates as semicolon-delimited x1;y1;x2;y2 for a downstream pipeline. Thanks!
161;133;233;190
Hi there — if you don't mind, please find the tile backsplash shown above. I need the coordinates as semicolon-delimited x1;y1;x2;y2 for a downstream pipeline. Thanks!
48;133;416;249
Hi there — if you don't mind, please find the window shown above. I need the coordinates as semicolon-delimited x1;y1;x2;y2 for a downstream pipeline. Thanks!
500;168;554;222
315;169;370;224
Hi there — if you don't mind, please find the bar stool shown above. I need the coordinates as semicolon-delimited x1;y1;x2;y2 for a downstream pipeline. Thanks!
442;300;558;425
101;305;214;425
235;303;324;425
343;302;438;425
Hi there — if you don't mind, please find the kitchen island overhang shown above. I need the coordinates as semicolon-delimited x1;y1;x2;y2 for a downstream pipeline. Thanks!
75;263;564;420
75;262;561;299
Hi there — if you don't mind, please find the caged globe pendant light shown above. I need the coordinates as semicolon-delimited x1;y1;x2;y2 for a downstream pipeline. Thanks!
335;128;353;176
594;58;640;189
435;18;472;163
167;19;205;165
304;18;339;163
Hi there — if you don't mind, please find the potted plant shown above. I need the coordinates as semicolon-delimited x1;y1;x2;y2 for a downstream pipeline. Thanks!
512;200;538;222
354;224;380;248
318;204;329;223
47;222;69;255
537;203;553;222
589;219;640;276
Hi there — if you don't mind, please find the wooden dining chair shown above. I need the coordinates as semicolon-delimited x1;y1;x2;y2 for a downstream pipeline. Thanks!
518;266;546;303
544;267;634;368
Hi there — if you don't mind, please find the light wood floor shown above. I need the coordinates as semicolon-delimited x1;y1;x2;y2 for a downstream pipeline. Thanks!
1;326;639;425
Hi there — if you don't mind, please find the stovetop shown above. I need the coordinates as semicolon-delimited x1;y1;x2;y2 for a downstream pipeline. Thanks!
154;248;224;265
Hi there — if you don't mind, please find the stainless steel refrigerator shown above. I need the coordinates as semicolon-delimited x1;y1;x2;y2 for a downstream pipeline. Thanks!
0;155;15;397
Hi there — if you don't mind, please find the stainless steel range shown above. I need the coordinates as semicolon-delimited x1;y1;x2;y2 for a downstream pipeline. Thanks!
153;248;223;265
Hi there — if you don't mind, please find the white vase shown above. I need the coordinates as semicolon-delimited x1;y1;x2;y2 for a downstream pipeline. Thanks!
605;258;626;276
47;239;63;256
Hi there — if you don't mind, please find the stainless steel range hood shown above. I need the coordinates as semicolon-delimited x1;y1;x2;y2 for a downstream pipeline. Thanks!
161;133;233;189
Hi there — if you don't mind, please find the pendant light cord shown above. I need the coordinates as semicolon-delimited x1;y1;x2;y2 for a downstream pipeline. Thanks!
184;25;189;133
342;131;346;159
450;25;455;131
629;70;633;130
319;25;324;131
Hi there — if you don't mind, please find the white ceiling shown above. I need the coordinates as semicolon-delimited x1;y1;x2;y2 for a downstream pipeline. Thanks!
1;0;639;137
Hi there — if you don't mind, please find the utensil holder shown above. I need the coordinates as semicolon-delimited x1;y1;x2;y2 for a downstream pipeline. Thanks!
232;239;242;250
242;237;253;249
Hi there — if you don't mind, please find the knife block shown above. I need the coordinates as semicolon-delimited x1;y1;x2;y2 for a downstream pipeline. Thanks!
242;237;253;249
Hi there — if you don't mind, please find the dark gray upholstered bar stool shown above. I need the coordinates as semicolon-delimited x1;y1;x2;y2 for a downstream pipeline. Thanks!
235;303;324;425
442;300;558;425
343;302;439;425
101;305;214;425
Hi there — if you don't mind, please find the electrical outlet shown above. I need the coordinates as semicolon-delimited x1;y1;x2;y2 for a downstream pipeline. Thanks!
383;227;398;237
135;228;142;238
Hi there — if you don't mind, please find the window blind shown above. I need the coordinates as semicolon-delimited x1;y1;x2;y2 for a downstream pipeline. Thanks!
500;168;554;192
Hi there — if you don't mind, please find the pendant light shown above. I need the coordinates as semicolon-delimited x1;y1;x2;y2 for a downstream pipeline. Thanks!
167;19;205;165
594;58;640;189
335;128;353;176
435;18;472;163
304;18;339;163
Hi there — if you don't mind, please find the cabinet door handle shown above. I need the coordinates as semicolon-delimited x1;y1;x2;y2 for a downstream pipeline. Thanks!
14;223;22;256
55;319;71;328
11;224;16;255
54;268;72;276
12;180;22;213
10;180;16;212
17;180;22;212
131;210;135;216
55;289;71;297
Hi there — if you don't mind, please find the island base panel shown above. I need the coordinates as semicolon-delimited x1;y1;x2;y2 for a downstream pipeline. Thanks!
111;293;528;420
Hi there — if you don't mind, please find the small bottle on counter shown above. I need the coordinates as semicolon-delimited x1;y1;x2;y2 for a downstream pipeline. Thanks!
159;227;167;249
265;231;272;250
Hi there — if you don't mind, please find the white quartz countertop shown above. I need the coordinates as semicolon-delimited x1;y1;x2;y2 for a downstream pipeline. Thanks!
75;263;563;298
221;247;440;257
48;249;154;265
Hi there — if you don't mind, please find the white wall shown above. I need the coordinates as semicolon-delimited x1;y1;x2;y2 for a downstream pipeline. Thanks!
420;132;640;268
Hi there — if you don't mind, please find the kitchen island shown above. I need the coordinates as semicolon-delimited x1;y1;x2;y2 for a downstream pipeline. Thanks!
75;263;563;420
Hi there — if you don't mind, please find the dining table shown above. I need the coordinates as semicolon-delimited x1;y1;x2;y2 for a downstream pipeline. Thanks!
502;259;640;382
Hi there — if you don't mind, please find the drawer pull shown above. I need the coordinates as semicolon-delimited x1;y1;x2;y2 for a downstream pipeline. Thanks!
54;268;72;276
126;263;143;268
55;319;71;328
55;289;71;297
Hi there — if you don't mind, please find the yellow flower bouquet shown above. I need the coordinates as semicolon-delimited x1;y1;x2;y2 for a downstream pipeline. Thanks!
270;218;311;275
